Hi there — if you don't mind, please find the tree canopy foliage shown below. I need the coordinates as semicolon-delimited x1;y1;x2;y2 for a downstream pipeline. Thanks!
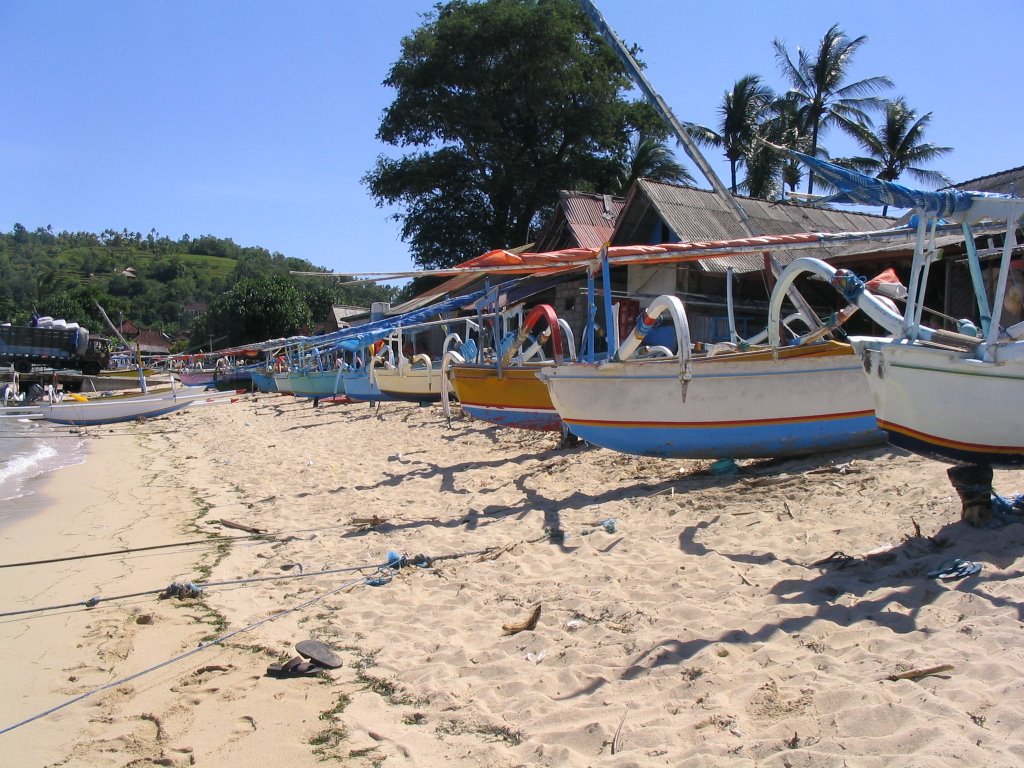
364;0;668;270
194;276;312;348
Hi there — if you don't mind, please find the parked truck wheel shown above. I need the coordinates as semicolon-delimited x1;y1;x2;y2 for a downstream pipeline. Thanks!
13;362;31;374
81;362;102;376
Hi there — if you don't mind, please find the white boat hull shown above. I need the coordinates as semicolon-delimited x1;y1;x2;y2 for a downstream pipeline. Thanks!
859;340;1024;466
273;372;294;394
34;386;221;426
539;344;883;459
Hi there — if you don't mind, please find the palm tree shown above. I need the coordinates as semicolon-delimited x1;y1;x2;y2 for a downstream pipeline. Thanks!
773;24;893;194
737;92;813;200
612;132;693;195
832;97;952;215
711;75;776;194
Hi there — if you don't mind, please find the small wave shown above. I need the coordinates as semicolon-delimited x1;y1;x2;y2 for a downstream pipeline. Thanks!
0;444;59;485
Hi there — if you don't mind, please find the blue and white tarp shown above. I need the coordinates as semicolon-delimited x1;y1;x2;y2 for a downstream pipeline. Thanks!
792;150;975;217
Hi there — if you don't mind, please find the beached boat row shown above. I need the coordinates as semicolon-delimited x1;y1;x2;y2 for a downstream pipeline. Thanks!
243;157;1022;483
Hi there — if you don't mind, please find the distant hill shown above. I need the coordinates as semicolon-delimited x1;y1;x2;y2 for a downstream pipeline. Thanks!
0;224;396;350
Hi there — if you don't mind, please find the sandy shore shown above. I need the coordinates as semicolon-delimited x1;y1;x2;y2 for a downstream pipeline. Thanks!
2;393;1023;767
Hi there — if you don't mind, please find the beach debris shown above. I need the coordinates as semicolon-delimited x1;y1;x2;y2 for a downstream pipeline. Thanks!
296;639;344;669
502;603;542;635
805;461;859;476
886;664;954;682
351;515;387;529
158;581;204;600
524;650;547;664
611;705;629;755
215;519;267;534
710;458;739;476
565;618;587;632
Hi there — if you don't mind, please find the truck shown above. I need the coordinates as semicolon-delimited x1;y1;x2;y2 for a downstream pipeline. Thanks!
0;322;112;376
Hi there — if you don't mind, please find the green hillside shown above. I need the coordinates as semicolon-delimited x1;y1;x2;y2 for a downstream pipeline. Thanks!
0;224;396;350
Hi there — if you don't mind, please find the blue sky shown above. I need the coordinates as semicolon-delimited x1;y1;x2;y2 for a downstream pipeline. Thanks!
2;1;1021;280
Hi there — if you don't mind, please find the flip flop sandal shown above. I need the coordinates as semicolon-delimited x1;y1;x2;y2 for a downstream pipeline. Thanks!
266;655;324;677
926;558;964;579
296;639;344;669
812;551;858;569
939;560;981;581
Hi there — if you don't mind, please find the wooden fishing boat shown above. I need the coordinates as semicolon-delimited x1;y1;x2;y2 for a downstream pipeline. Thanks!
342;368;395;403
447;305;573;431
29;385;228;426
286;368;346;399
771;154;1024;466
373;356;447;402
177;368;216;387
272;371;293;394
249;370;278;393
451;364;561;430
538;295;883;459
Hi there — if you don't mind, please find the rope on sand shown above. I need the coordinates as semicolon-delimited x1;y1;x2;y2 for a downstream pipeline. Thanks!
0;518;620;733
0;560;386;619
0;545;494;736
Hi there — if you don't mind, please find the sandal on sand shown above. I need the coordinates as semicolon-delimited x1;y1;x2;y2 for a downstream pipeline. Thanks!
266;655;323;677
296;639;344;669
812;551;857;569
939;560;981;581
926;558;982;580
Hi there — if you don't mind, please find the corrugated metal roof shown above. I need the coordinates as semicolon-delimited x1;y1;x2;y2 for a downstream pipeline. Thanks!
952;166;1024;196
533;191;624;251
613;179;899;273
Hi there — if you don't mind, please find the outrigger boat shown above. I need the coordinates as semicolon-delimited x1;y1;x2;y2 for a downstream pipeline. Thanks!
249;368;278;393
538;291;884;459
771;153;1024;467
286;367;346;400
342;347;395;403
9;383;229;426
445;304;576;431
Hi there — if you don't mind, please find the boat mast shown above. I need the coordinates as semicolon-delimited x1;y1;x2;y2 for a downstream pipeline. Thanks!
575;0;756;236
577;0;828;336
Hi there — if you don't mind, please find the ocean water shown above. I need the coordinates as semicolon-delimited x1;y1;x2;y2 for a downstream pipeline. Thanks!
0;415;88;525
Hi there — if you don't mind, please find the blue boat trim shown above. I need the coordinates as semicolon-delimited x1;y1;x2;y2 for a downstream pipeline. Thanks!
563;414;884;459
462;404;562;431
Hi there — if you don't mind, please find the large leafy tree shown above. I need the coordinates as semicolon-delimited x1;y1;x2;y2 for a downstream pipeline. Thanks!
832;97;951;215
196;276;312;348
364;0;652;269
772;24;892;194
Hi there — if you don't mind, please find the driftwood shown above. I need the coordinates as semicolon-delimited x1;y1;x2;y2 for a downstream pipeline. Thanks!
351;515;387;529
216;519;267;534
887;664;954;682
502;603;541;635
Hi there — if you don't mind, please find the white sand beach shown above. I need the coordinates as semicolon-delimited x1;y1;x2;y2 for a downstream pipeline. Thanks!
2;394;1023;767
